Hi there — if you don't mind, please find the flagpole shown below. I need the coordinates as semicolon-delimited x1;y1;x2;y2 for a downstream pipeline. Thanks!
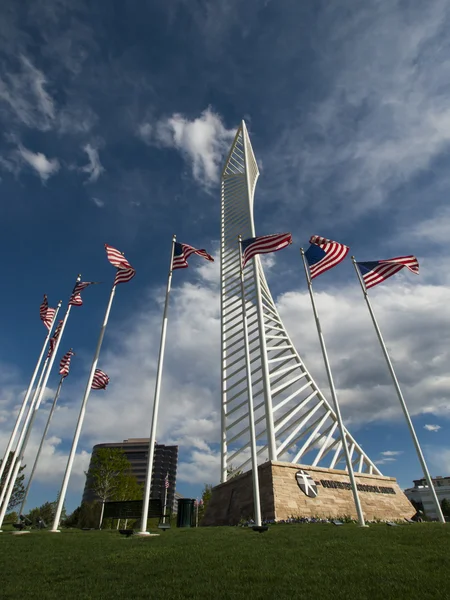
238;235;262;528
50;281;118;533
195;499;199;527
300;249;367;527
0;354;51;512
351;256;445;524
0;279;79;530
0;302;61;485
138;235;176;536
162;473;168;524
18;374;66;516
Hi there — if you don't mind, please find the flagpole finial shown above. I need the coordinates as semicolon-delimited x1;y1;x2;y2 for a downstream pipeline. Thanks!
172;234;176;241
58;300;62;307
300;247;305;255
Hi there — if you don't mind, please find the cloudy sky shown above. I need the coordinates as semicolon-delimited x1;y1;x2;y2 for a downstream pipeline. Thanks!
1;0;450;513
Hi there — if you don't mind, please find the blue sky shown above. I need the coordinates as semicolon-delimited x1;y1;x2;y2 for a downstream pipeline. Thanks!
1;0;450;513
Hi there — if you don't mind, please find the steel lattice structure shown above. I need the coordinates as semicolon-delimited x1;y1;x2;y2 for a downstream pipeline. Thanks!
220;121;381;482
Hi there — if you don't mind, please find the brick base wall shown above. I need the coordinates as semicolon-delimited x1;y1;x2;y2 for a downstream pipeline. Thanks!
202;461;415;525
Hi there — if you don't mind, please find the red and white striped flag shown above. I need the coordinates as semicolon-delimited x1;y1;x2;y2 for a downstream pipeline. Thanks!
305;235;349;279
357;256;419;289
48;320;64;358
69;281;99;306
59;350;75;378
164;473;170;489
91;369;110;390
241;233;292;268
40;295;56;330
172;242;214;270
105;244;136;285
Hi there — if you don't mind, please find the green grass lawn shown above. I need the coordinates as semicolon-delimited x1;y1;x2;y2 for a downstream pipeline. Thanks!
1;523;449;600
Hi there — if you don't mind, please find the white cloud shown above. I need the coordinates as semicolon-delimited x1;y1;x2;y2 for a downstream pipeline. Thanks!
269;1;450;219
138;122;152;139
58;105;97;135
139;107;236;188
374;450;404;465
424;424;442;432
0;55;55;130
407;207;450;245
276;274;450;426
91;197;105;208
81;144;104;184
374;457;397;465
18;145;60;182
426;446;450;475
381;451;404;457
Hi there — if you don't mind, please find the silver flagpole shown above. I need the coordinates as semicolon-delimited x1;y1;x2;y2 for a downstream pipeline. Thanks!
18;374;66;516
0;302;61;485
0;353;51;512
50;281;118;533
301;249;367;527
351;256;445;524
238;236;262;528
138;235;176;536
162;473;169;524
0;279;79;530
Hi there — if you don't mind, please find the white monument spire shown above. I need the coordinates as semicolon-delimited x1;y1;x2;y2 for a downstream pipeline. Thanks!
220;121;380;482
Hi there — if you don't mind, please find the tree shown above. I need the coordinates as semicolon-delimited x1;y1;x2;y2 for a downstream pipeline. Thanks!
227;465;243;479
410;498;424;514
64;505;82;528
25;495;66;527
26;502;55;526
441;498;450;518
198;483;213;525
85;448;132;502
0;454;26;511
113;472;143;502
4;511;18;524
110;472;143;529
84;448;136;528
63;503;101;529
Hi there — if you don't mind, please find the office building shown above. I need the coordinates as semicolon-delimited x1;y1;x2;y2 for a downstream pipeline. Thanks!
83;438;178;512
404;475;450;518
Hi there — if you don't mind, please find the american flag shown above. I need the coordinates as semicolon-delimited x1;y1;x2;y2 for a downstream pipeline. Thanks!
113;267;136;286
91;369;110;390
59;350;74;378
105;244;136;285
164;473;169;489
199;498;203;506
48;320;64;358
304;235;349;279
357;256;419;289
69;281;98;306
241;233;292;268
40;295;56;330
172;242;214;270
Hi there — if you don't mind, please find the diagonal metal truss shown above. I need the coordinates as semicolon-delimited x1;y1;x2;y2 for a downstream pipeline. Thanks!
220;121;381;482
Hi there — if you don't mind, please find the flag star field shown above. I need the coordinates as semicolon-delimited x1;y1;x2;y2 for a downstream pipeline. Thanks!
1;0;450;512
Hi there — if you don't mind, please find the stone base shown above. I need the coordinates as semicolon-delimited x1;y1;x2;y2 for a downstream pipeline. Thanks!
202;461;415;525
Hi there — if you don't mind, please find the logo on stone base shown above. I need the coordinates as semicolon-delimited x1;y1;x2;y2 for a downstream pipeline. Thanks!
296;470;318;498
